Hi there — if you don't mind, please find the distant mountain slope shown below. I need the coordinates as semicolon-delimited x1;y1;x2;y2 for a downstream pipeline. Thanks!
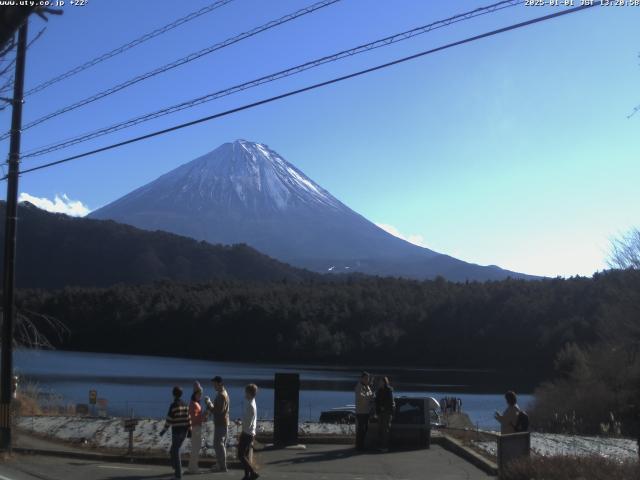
0;202;312;289
90;139;536;281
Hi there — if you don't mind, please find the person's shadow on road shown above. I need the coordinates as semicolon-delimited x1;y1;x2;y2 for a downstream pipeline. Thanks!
265;447;361;466
102;476;172;480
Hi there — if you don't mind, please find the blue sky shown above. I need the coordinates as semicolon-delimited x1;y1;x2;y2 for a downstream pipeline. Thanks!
3;0;639;277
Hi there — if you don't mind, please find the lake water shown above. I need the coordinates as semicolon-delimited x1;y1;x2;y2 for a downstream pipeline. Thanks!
15;349;533;430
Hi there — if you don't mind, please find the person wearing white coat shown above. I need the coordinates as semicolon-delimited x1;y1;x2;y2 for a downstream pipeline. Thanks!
355;372;374;451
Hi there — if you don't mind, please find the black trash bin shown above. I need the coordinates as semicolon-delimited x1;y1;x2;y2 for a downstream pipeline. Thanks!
391;397;431;449
273;373;300;447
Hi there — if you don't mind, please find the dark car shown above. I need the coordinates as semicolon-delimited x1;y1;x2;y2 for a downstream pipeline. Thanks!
319;405;356;424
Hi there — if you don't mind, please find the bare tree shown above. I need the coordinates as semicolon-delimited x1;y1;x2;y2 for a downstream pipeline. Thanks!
629;52;640;119
14;309;68;349
0;308;68;349
0;25;45;116
608;228;640;270
0;6;59;113
0;6;60;54
607;227;640;451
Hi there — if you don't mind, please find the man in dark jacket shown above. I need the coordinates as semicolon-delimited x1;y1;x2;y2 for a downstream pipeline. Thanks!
375;377;395;451
160;386;191;479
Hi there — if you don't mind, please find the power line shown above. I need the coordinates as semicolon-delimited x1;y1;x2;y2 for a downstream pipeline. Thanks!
21;0;523;159
0;0;342;141
23;0;236;97
14;1;600;179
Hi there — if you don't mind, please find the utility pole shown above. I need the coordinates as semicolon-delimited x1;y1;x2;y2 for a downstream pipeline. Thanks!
0;19;28;452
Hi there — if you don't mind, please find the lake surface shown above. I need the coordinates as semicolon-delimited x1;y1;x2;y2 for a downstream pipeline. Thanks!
15;349;533;430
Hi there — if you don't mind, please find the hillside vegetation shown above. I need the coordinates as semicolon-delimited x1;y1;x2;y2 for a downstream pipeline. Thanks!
16;269;640;386
0;202;313;288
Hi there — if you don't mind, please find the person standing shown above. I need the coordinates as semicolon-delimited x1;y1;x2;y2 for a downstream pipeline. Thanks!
375;376;395;452
188;383;206;473
238;383;260;480
355;372;374;451
494;390;520;434
205;376;230;473
160;386;191;480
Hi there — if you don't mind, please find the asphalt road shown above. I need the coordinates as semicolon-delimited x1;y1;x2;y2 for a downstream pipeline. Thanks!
0;445;491;480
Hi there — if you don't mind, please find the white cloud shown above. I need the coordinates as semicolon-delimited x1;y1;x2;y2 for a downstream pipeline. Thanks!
18;193;90;217
376;222;429;248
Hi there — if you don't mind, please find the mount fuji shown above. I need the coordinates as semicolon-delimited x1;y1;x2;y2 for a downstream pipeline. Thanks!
90;140;533;281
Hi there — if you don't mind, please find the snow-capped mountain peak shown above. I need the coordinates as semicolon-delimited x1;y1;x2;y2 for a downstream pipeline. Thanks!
154;140;346;213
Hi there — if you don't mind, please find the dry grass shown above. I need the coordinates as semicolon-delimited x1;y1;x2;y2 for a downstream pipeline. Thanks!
502;454;640;480
14;382;43;416
14;394;42;416
14;382;81;417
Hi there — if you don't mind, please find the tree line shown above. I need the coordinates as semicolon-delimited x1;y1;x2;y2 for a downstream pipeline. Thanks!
15;268;640;388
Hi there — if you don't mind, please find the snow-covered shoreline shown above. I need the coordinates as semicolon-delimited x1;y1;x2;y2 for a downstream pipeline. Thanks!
18;416;638;462
473;432;638;461
17;416;353;456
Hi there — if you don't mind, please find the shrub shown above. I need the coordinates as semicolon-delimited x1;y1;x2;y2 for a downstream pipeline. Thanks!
14;382;43;416
530;341;640;437
502;455;640;480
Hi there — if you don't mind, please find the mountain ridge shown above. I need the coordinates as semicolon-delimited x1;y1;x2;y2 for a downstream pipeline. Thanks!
0;201;314;289
90;140;537;281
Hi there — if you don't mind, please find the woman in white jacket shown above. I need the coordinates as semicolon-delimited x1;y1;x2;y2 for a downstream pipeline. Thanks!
354;372;374;451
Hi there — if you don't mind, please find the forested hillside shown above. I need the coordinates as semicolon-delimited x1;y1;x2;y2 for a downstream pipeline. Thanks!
0;202;313;288
17;269;640;383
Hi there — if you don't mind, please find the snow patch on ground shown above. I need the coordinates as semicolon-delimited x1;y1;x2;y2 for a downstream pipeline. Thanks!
474;432;638;461
25;415;636;462
17;416;352;457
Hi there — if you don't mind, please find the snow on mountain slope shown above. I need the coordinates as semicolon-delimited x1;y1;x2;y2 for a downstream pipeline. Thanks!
118;140;346;215
90;140;534;281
